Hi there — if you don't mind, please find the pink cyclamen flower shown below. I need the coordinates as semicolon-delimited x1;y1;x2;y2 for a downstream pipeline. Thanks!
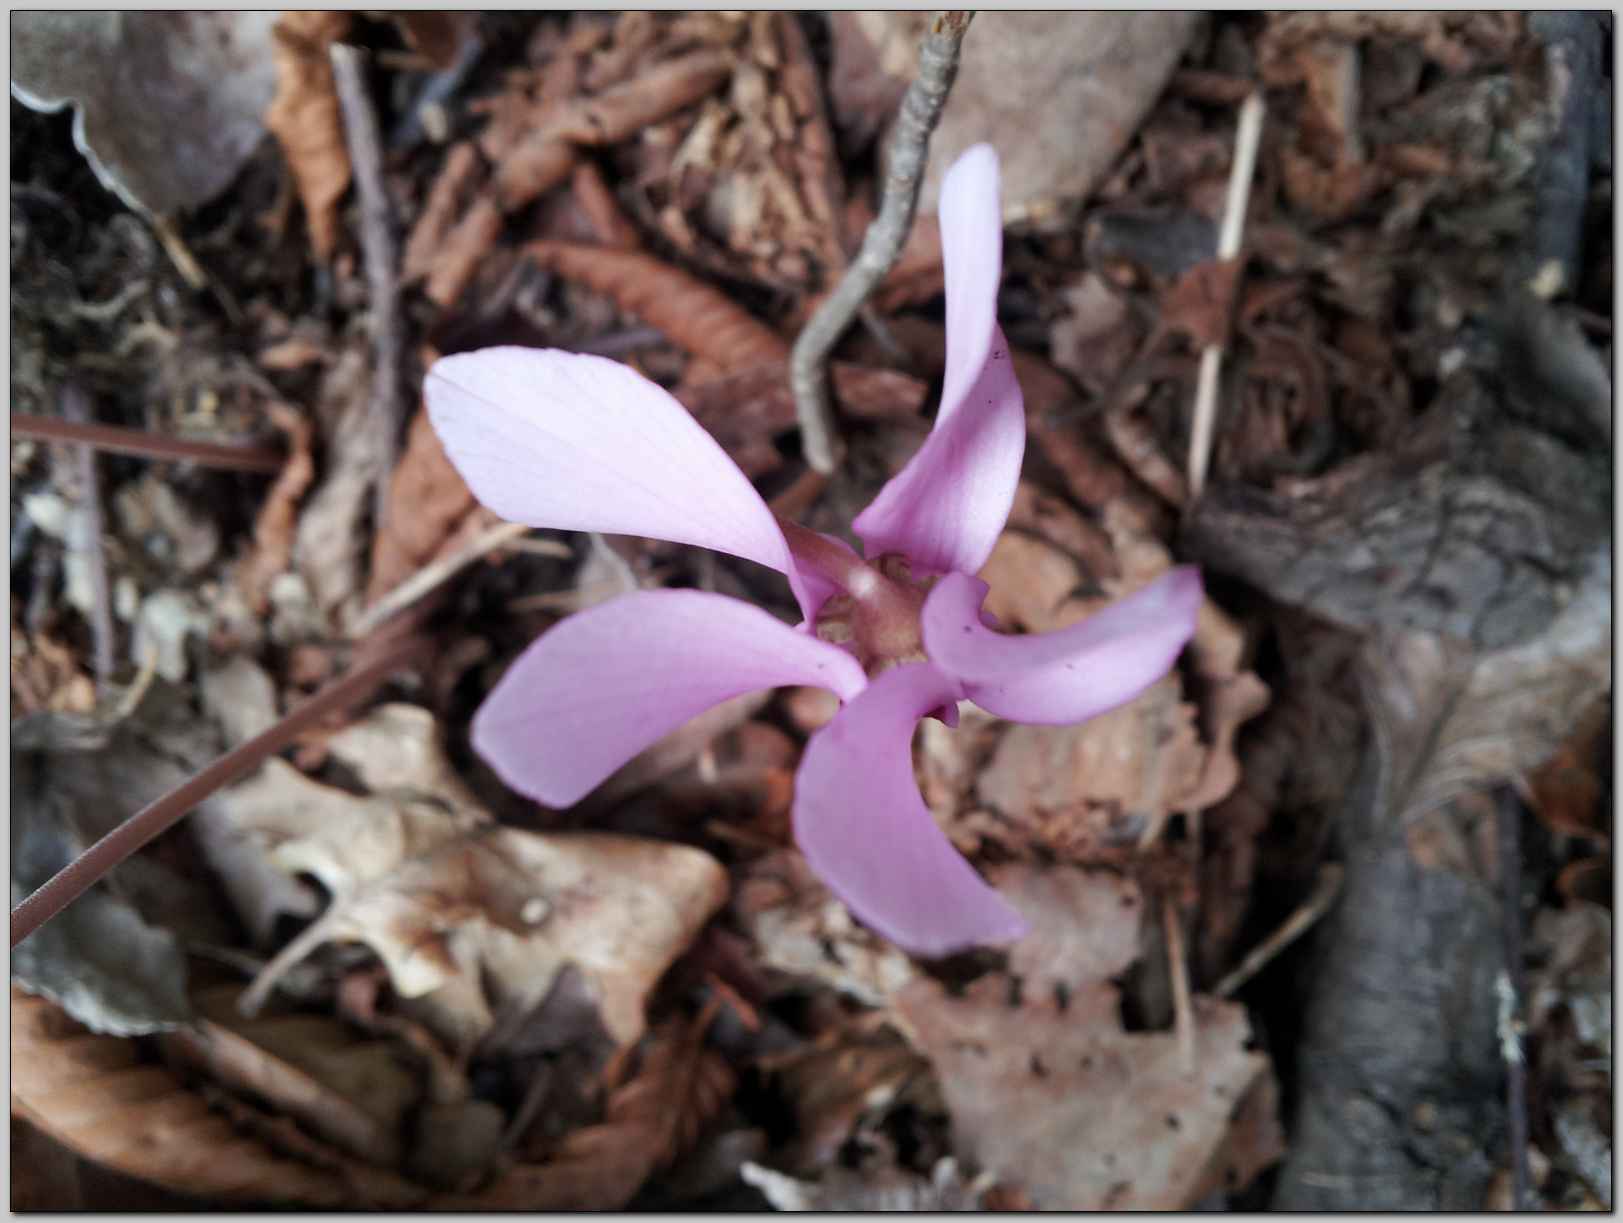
425;144;1202;957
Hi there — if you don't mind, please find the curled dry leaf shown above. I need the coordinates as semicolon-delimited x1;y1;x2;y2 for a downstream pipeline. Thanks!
734;849;917;1007
436;1008;736;1209
891;862;1281;1209
10;12;279;217
292;346;388;624
525;241;787;372
366;398;495;605
163;985;414;1169
11;987;426;1208
265;10;354;261
247;827;728;1056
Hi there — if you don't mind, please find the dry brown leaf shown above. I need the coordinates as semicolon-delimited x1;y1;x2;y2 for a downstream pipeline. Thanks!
893;979;1276;1208
366;399;495;604
248;827;727;1056
734;849;917;1007
402;141;485;285
292;346;387;623
437;1008;736;1209
265;11;353;261
235;401;314;614
525;240;787;372
11;987;426;1208
1526;697;1611;843
163;986;413;1169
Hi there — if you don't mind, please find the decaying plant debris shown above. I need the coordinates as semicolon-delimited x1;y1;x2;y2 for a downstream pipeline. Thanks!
9;10;1612;1211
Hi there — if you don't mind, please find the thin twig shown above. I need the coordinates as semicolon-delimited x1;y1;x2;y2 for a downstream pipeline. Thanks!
1215;862;1344;998
1163;893;1197;1075
331;43;406;526
9;413;285;473
349;520;530;638
789;10;974;475
1497;788;1533;1210
1186;90;1265;501
10;633;427;949
59;385;115;690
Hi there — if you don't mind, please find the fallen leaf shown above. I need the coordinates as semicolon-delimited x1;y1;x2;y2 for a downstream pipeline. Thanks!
438;1007;735;1208
391;11;479;71
894;978;1275;1209
264;10;354;261
10;12;280;216
11;987;426;1207
247;827;728;1055
831;13;1203;223
734;849;918;1007
292;346;386;623
11;684;224;1035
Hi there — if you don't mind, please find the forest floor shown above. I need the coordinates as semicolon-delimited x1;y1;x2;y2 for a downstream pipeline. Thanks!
9;11;1613;1211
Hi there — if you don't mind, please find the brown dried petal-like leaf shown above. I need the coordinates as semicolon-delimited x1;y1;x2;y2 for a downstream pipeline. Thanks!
264;11;353;261
366;400;491;604
893;978;1278;1209
11;987;426;1208
525;241;787;372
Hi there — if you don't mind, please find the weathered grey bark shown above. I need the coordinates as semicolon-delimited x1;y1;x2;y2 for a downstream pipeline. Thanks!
1180;298;1610;651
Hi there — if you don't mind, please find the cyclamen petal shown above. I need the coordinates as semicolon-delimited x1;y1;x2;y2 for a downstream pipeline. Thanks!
473;590;867;808
851;325;1025;578
921;568;1203;725
426;347;822;620
936;143;1003;428
792;662;1030;957
852;144;1024;577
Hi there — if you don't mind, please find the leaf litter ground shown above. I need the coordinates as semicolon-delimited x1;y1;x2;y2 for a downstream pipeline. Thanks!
8;11;1612;1212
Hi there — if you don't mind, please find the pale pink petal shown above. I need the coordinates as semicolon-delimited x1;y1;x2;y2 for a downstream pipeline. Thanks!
922;568;1203;724
937;143;1003;428
427;347;822;618
474;590;866;807
850;326;1025;576
793;662;1029;956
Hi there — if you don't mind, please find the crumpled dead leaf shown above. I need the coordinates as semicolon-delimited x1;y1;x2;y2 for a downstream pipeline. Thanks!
208;701;727;1057
10;12;280;216
264;10;354;261
734;849;917;1007
829;12;1203;223
11;683;226;1035
236;401;315;616
11;987;426;1208
437;1006;735;1209
892;862;1282;1209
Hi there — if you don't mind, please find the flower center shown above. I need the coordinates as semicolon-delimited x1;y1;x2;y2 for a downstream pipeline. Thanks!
777;518;934;677
812;553;933;677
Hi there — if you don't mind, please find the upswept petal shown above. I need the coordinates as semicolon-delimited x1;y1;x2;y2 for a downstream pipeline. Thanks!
792;662;1029;957
937;143;1003;428
427;347;821;618
473;590;867;808
850;325;1025;577
921;567;1203;725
